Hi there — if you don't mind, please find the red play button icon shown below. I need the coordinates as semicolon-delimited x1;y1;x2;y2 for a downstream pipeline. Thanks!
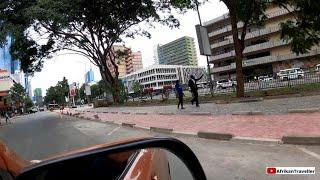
267;167;277;174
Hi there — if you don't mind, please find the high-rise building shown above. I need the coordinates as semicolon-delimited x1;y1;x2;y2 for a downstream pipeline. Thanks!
85;69;95;83
33;88;43;106
153;45;160;65
126;51;143;74
203;4;320;80
107;46;144;78
158;36;198;66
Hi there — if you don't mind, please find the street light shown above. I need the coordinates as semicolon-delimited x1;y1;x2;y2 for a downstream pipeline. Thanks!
195;0;214;96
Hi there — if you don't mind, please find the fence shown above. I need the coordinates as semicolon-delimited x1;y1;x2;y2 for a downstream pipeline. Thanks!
200;71;320;95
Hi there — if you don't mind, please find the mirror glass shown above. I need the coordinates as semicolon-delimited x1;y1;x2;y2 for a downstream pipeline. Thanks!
20;148;194;180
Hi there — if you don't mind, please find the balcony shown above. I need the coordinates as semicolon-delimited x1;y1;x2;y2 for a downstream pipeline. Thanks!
208;7;293;38
210;40;289;62
211;48;320;73
211;26;281;49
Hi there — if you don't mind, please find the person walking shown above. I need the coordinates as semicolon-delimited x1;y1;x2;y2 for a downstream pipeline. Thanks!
175;80;185;109
188;74;204;107
5;111;10;124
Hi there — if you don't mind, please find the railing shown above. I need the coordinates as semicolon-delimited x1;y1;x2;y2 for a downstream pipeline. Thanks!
210;40;289;61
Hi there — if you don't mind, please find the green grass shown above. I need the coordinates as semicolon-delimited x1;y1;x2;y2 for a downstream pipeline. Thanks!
109;83;320;107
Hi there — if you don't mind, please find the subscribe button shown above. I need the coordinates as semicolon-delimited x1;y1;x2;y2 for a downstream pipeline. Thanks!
266;167;315;175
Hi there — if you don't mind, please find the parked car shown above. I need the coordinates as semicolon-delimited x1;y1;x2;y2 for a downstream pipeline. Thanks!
216;79;237;89
277;68;305;80
28;107;38;113
39;107;45;111
316;64;320;72
258;75;273;81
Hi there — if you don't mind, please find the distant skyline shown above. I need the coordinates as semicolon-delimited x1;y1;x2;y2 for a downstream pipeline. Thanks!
30;0;228;95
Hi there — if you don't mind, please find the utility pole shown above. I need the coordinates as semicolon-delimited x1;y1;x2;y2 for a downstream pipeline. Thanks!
195;0;214;96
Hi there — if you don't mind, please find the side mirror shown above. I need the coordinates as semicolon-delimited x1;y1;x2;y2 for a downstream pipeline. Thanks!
16;137;206;180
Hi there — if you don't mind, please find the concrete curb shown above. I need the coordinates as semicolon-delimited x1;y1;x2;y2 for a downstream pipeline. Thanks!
232;111;264;115
122;123;135;128
197;131;233;140
172;131;198;138
135;112;148;115
282;136;320;145
189;112;212;116
158;112;175;115
121;112;131;115
232;136;282;145
288;108;320;113
150;127;173;133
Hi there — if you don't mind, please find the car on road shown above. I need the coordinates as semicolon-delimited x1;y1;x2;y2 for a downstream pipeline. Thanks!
277;68;305;80
258;75;273;81
39;107;45;112
316;64;320;72
216;79;237;89
28;107;38;114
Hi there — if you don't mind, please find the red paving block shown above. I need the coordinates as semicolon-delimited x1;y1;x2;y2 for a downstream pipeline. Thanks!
66;110;320;139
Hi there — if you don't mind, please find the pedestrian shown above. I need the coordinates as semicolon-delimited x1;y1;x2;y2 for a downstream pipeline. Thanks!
188;74;204;107
5;111;10;124
175;80;185;109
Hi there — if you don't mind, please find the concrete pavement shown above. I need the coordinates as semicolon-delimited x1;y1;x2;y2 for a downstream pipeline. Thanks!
0;112;320;179
81;94;320;115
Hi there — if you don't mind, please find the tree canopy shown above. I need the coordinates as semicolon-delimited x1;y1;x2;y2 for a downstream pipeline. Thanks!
44;77;69;105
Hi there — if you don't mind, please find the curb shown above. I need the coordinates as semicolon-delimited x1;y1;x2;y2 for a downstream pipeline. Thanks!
121;112;131;115
282;136;320;145
232;111;264;115
288;108;320;113
158;112;175;115
197;131;233;140
172;131;198;138
122;123;135;128
135;112;148;115
189;112;211;116
150;127;173;133
231;136;282;145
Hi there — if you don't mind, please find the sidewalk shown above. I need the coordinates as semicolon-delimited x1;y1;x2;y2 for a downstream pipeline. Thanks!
63;109;320;140
78;94;320;115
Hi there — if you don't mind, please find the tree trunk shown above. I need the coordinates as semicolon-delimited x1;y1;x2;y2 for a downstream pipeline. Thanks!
228;1;245;97
112;80;120;104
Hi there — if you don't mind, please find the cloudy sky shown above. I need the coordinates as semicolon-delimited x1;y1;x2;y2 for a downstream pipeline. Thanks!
31;0;228;96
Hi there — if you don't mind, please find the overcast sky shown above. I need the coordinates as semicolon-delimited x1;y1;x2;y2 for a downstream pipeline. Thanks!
30;0;228;96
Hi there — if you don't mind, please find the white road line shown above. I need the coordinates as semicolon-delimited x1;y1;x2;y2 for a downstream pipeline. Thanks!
107;126;121;136
298;147;320;160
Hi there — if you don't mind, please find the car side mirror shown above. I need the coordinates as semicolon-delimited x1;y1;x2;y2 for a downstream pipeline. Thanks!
16;137;206;180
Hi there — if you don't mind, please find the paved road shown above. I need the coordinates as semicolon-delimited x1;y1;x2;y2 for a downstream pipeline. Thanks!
0;112;319;179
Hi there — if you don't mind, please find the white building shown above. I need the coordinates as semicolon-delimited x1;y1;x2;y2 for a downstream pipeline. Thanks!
122;65;206;93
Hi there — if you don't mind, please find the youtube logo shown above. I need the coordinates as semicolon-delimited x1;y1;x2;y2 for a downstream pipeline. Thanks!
266;167;277;174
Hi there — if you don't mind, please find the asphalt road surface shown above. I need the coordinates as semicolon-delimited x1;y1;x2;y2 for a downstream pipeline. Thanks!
0;112;320;180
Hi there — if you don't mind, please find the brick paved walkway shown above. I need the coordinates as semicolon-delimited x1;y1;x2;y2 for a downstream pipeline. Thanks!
80;95;320;115
64;109;320;140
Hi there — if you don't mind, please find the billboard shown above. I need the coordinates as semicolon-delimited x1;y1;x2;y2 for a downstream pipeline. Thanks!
195;25;212;56
85;84;91;96
69;82;77;97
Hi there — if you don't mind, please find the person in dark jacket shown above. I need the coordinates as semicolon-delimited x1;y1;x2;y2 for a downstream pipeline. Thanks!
188;74;203;107
175;80;185;109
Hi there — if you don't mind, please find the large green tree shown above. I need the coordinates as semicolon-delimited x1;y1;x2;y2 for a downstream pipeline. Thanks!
44;77;69;105
0;0;180;103
274;0;320;55
8;83;26;107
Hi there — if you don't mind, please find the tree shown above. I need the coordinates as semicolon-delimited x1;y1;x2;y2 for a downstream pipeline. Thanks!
0;0;180;103
44;77;69;105
172;0;268;97
132;81;143;99
274;0;320;55
25;97;34;109
9;83;26;108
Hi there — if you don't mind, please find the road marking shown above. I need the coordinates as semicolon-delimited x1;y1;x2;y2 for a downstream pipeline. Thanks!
298;147;320;160
107;126;121;136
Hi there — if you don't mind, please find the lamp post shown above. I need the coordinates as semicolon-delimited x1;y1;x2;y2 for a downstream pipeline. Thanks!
195;0;214;96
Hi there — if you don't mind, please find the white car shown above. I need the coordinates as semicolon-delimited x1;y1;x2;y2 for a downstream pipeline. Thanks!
216;79;237;89
277;68;305;80
258;76;273;81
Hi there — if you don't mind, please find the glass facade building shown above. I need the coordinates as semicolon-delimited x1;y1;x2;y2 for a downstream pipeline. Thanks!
0;36;20;74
